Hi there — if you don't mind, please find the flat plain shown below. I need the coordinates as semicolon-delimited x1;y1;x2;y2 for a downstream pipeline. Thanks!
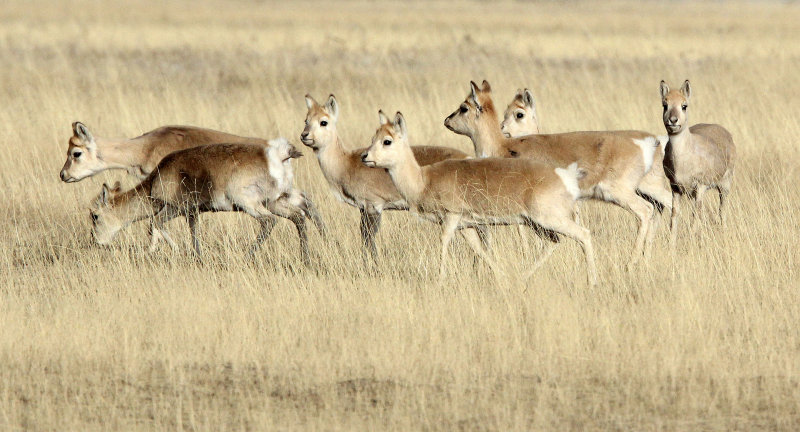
2;1;799;430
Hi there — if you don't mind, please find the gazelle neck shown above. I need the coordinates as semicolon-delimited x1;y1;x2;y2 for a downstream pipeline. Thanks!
96;136;145;171
112;184;155;226
386;145;426;204
471;116;507;158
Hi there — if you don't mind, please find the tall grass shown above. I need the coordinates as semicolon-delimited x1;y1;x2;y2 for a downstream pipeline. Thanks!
1;1;799;430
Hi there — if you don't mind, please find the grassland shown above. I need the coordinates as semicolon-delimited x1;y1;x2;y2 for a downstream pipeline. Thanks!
2;0;799;430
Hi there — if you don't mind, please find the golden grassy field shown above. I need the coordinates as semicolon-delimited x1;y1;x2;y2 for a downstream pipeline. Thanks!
2;0;799;430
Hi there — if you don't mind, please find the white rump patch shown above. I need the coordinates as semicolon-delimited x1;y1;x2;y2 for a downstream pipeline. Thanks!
554;162;583;200
633;137;658;173
266;137;291;193
656;135;668;156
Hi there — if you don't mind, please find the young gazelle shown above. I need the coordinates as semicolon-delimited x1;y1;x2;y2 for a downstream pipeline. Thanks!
362;111;597;285
660;80;736;241
500;88;673;242
444;80;661;265
300;94;469;263
62;122;326;242
90;139;314;264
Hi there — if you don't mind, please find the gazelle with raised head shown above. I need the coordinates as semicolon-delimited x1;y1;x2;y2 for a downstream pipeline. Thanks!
62;122;327;242
362;111;597;286
500;87;673;243
445;80;661;266
300;94;468;264
660;80;736;241
90;139;315;264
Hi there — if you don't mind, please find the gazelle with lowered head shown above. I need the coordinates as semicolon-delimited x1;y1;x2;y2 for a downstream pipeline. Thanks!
445;80;662;266
300;94;469;264
362;111;597;286
500;87;673;243
89;139;316;264
62;122;327;243
660;80;736;241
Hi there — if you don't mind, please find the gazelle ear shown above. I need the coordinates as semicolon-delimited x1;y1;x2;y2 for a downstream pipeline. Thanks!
481;80;491;92
304;94;317;110
73;122;94;142
659;80;670;99
680;80;692;99
522;89;536;109
378;110;390;125
324;94;339;120
393;112;408;137
469;81;482;111
100;183;111;206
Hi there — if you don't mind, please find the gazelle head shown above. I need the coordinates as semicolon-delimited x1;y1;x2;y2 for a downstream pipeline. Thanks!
660;80;691;135
301;94;339;151
443;80;496;137
89;181;124;245
362;110;410;170
60;122;100;182
501;88;540;137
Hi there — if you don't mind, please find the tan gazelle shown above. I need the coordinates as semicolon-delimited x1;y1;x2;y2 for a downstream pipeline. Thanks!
62;122;327;241
445;80;661;266
300;94;469;264
363;111;597;286
89;139;315;264
500;88;674;245
660;80;736;241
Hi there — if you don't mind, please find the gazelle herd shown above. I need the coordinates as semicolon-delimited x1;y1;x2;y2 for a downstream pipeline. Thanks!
62;80;736;286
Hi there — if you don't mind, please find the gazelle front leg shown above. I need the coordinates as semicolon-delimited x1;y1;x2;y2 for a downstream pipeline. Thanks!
438;213;461;280
461;226;504;278
359;208;382;266
149;205;181;252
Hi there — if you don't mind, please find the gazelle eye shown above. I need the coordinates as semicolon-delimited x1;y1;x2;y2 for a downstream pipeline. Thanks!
459;105;468;114
73;151;82;158
383;139;392;146
320;120;328;127
681;105;687;111
516;112;524;119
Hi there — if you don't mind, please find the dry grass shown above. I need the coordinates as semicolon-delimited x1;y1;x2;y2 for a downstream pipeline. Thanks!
2;0;800;430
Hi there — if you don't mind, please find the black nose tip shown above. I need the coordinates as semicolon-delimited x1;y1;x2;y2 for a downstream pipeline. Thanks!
301;132;308;139
360;152;367;162
59;171;66;181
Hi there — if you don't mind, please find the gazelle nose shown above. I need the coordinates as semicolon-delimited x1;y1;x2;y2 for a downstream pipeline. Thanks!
300;132;308;139
669;116;678;124
59;170;67;181
360;152;368;162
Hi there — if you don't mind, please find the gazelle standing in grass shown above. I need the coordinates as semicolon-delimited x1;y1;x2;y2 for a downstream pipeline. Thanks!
500;87;673;244
90;139;315;264
660;80;736;242
444;81;662;266
62;122;327;244
362;111;597;286
300;94;468;264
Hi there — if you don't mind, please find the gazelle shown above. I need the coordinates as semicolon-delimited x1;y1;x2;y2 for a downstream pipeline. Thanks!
62;122;327;241
362;111;597;286
445;80;661;265
300;94;469;264
660;80;736;242
500;88;674;243
90;139;315;264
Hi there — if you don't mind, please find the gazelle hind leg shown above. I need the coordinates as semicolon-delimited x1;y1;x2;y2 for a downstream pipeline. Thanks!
438;214;461;280
248;215;279;257
602;187;654;267
261;198;310;265
670;191;680;247
535;216;598;287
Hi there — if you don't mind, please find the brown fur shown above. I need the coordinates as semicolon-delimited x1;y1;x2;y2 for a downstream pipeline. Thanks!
301;95;468;264
444;81;660;264
90;142;316;263
364;112;597;285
